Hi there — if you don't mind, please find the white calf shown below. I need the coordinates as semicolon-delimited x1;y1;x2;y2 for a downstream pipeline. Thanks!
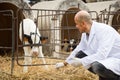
19;18;48;73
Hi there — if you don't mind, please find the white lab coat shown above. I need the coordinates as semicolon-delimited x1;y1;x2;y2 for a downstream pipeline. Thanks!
66;21;120;75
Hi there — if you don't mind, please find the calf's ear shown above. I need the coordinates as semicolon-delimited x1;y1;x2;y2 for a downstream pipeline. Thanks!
23;34;33;44
40;36;48;44
40;36;48;41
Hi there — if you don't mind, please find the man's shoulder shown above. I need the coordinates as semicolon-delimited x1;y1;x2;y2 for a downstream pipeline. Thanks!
93;21;105;25
93;21;111;29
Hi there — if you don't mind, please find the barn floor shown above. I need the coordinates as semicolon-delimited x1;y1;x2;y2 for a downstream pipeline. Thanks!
0;55;98;80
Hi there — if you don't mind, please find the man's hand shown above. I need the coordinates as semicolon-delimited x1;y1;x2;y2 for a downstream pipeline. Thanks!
55;62;64;69
69;58;82;67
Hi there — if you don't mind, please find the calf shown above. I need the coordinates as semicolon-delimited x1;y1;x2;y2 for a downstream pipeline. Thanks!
61;38;69;52
67;39;77;52
62;39;77;52
19;18;48;73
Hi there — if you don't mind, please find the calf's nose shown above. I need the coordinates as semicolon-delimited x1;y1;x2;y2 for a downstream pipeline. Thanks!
32;51;39;57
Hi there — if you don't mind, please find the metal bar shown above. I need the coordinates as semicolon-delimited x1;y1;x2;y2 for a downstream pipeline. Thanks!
16;56;65;66
0;47;12;49
17;56;65;60
0;28;12;30
11;10;15;75
0;10;15;75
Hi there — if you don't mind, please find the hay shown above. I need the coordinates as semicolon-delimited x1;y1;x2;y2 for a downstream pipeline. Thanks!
0;56;98;80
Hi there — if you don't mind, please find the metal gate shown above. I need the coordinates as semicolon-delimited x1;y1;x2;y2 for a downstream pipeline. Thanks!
15;8;99;69
99;5;120;32
0;10;15;74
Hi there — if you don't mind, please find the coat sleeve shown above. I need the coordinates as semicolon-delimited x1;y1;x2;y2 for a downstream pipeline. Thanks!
80;28;116;69
65;33;86;64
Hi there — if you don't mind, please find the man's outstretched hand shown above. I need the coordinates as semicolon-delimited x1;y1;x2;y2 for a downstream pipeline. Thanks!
69;58;82;67
55;62;64;69
55;58;82;69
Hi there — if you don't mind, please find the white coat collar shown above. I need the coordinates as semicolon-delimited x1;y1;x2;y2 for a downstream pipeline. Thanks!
87;21;96;45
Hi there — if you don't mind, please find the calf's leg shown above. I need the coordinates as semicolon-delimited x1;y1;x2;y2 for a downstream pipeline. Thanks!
23;47;32;73
38;46;48;69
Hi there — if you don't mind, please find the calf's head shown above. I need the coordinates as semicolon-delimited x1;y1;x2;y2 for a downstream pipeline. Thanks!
24;33;48;57
30;33;40;57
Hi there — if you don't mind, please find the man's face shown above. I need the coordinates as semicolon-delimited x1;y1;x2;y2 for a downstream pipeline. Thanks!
74;19;86;33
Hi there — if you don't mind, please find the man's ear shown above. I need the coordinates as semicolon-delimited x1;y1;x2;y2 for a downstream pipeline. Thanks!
81;21;85;25
82;21;87;29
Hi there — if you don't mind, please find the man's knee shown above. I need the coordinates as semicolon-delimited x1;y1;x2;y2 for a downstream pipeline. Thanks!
91;61;119;79
91;61;103;74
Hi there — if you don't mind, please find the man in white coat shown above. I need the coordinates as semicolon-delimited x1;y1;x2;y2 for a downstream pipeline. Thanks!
55;10;120;80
